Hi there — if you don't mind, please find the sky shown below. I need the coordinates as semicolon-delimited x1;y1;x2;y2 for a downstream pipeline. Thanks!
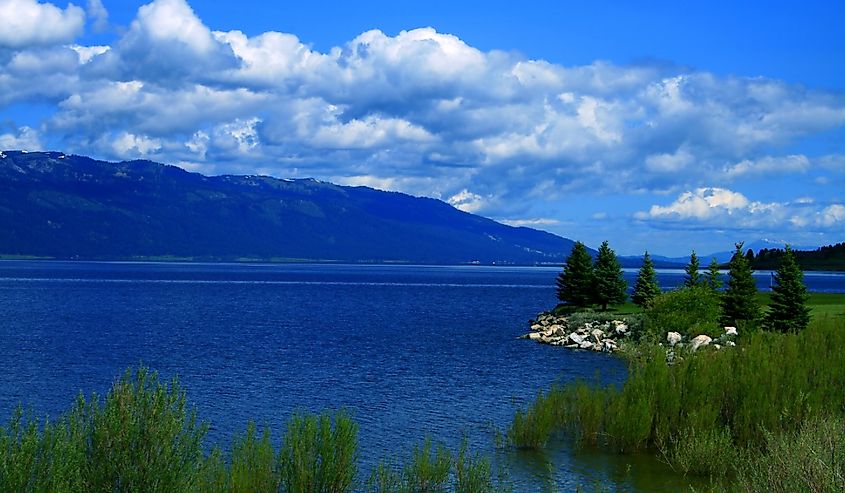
0;0;843;256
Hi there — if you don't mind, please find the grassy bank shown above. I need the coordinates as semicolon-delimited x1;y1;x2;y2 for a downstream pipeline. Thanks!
509;295;845;487
0;368;508;493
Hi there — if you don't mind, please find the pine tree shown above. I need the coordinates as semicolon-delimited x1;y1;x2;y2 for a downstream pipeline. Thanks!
684;251;701;287
765;245;811;333
705;257;722;291
721;242;760;327
556;241;594;308
592;240;627;310
632;251;661;308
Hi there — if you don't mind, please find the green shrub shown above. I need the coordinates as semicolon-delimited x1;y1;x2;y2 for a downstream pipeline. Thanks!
644;286;721;339
278;410;359;493
0;367;208;493
403;437;451;491
1;366;516;493
230;422;279;493
82;367;208;492
0;407;86;492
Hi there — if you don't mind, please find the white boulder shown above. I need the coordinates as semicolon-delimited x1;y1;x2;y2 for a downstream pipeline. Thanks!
690;334;712;352
724;326;738;337
666;332;683;347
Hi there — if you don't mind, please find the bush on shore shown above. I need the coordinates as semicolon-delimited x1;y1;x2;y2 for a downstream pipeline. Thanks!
0;368;507;493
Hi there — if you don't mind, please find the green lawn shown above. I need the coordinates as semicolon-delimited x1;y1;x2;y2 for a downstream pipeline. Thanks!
605;292;845;319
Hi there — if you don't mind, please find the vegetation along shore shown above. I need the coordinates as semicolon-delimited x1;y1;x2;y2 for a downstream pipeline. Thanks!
510;242;845;491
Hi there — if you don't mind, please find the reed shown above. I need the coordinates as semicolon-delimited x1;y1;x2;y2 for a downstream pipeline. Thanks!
507;316;845;478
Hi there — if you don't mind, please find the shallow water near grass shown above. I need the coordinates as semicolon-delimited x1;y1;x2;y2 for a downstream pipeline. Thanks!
1;261;842;490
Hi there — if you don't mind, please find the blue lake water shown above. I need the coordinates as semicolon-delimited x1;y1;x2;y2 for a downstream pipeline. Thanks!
1;261;843;491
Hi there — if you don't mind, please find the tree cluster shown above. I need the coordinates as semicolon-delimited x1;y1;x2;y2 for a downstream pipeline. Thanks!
562;239;812;334
556;241;627;310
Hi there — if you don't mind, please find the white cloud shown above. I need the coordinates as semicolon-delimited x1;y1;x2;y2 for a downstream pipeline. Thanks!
69;44;110;64
645;148;695;173
0;0;85;48
500;218;561;227
213;118;260;154
86;0;108;32
130;0;215;55
638;188;845;232
185;130;209;159
640;187;751;220
818;205;845;227
0;126;42;150
725;155;810;178
0;0;843;242
309;116;435;149
112;132;161;157
448;189;486;213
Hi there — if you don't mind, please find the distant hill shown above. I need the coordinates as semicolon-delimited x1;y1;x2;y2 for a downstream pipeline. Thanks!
617;255;685;269
0;151;578;264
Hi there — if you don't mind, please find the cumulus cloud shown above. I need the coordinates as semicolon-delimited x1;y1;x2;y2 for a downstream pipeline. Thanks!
86;0;108;32
818;205;845;227
91;0;237;83
0;0;85;48
638;188;845;232
448;189;486;213
111;132;161;157
639;188;751;221
0;126;42;150
500;218;561;227
0;0;844;245
725;155;811;178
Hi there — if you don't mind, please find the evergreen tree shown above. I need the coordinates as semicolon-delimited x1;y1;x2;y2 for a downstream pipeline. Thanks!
765;245;811;333
745;248;755;264
632;251;661;308
721;242;761;327
705;257;722;291
592;240;627;310
556;241;594;308
684;251;701;287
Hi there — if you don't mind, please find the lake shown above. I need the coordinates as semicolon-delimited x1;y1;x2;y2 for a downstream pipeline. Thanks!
1;261;843;490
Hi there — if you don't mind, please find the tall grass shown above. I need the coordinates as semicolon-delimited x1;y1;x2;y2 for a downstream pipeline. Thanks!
366;437;509;493
731;416;845;492
507;316;845;478
0;367;507;492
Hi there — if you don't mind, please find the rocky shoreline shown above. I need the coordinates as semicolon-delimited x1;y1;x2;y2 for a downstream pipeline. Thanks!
520;312;628;352
521;311;739;356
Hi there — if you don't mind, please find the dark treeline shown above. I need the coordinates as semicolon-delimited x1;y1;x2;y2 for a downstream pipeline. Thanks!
751;242;845;271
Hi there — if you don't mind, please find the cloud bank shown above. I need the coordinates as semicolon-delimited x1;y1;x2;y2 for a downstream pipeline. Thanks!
1;0;843;252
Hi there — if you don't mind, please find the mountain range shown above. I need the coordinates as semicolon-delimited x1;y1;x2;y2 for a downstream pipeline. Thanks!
0;151;576;264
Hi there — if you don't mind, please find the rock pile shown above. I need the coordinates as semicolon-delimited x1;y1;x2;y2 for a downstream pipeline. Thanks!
523;312;742;359
522;312;629;353
664;326;739;364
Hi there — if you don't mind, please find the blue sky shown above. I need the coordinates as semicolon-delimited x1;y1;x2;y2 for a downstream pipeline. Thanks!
1;0;843;256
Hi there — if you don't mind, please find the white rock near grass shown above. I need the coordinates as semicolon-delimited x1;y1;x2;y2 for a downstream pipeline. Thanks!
690;334;712;352
666;332;683;347
521;312;629;353
522;313;741;357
